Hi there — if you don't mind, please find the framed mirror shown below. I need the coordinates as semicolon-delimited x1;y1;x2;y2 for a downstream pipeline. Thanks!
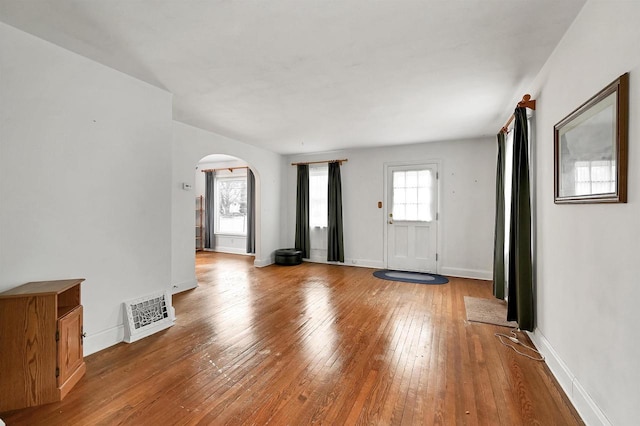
554;73;629;204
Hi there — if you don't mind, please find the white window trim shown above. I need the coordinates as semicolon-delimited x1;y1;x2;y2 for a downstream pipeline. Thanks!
214;171;248;236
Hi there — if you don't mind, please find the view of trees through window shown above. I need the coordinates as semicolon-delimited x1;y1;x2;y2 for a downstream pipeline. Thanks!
216;177;247;235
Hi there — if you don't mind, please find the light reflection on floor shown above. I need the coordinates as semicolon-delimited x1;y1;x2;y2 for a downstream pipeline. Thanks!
301;281;339;363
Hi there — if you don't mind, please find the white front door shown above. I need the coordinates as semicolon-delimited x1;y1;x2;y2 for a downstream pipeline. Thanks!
386;164;438;273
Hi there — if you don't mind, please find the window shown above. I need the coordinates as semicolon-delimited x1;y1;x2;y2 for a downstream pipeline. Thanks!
574;160;615;195
215;173;247;235
309;166;328;227
391;169;433;221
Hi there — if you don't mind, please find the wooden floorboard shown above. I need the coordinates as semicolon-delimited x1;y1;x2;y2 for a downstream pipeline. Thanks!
1;252;583;425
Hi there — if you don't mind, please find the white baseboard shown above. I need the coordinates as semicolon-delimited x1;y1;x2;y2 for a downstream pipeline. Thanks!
172;279;198;292
123;320;175;344
439;266;492;280
171;279;198;294
345;258;385;269
212;247;251;255
83;324;124;356
528;329;611;426
254;256;273;267
305;256;385;269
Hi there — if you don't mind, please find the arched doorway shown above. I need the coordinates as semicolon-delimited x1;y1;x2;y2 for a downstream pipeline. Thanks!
194;154;260;262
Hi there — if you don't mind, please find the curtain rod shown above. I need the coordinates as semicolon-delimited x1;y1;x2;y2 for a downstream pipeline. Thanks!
200;166;248;173
291;159;348;166
500;94;536;133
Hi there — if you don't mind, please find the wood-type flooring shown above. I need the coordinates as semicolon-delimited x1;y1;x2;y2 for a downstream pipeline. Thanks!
1;252;583;425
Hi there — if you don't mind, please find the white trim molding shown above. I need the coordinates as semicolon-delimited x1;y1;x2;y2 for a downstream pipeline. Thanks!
344;258;385;269
83;324;125;356
528;329;611;426
212;247;252;255
172;279;198;294
306;256;385;270
254;256;273;267
439;266;492;281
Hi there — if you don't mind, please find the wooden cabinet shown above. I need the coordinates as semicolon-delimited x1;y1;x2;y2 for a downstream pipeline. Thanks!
58;305;84;388
0;278;86;412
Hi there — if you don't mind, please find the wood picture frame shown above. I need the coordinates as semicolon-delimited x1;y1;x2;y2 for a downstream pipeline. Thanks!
554;73;629;204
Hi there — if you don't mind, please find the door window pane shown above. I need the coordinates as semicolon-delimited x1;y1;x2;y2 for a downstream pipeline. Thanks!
406;171;418;187
406;187;418;203
392;169;433;221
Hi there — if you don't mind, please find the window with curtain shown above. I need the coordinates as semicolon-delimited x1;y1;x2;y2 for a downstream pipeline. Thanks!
295;164;310;258
309;166;328;227
215;171;248;235
497;115;532;300
494;108;534;331
327;161;344;262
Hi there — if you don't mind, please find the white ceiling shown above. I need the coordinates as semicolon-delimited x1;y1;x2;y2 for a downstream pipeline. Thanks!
0;0;586;154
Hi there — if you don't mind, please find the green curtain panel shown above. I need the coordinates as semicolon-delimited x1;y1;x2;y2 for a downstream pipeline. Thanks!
294;164;310;258
205;171;216;249
493;132;506;300
327;161;344;262
506;107;534;331
246;169;256;254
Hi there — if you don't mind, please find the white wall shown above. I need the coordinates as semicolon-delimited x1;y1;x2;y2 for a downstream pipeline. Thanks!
527;2;640;425
0;23;173;355
171;121;284;292
285;138;496;279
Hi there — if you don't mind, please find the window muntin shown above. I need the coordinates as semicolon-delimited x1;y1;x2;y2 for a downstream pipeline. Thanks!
392;169;433;222
574;160;615;195
215;175;247;235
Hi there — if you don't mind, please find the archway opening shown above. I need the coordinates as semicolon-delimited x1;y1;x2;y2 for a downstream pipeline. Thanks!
194;154;260;266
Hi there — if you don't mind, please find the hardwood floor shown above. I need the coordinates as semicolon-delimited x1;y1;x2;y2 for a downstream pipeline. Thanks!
1;252;583;425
